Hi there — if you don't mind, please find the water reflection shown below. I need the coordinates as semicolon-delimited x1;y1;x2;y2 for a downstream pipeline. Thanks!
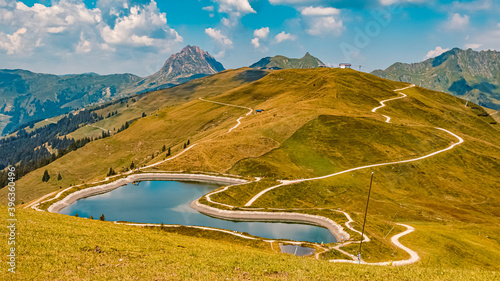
60;181;336;244
279;244;316;256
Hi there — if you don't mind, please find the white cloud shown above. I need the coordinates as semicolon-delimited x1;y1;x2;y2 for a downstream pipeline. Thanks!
253;27;269;39
269;0;319;4
446;13;470;30
0;27;27;54
275;31;296;43
212;0;255;26
0;0;15;8
202;5;214;12
301;6;340;16
101;1;182;47
465;43;482;49
75;32;92;53
221;17;231;26
251;37;260;48
0;0;182;56
305;16;343;36
425;46;449;59
464;23;500;51
251;27;269;50
202;5;215;17
451;0;492;11
0;0;184;75
300;6;343;36
205;28;233;47
379;0;428;5
214;0;255;14
46;27;66;34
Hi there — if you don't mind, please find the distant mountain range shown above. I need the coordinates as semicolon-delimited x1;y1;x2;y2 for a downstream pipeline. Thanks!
5;46;500;135
372;48;500;110
0;70;140;135
250;52;325;70
0;45;225;135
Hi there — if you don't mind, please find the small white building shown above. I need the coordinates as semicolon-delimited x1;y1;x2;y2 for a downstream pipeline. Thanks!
339;63;352;69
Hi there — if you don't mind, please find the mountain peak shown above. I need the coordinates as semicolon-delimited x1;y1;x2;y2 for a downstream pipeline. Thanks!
140;45;225;90
250;53;325;69
180;45;205;55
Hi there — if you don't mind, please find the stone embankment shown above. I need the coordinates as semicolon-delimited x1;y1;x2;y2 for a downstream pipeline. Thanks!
47;173;247;213
191;199;349;242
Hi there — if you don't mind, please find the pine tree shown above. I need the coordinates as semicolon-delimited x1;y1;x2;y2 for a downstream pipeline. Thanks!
42;170;50;182
142;112;146;117
183;143;187;149
162;145;166;152
57;173;62;180
130;161;135;170
151;153;154;159
167;147;171;156
100;214;105;221
187;139;190;146
75;212;79;217
107;167;116;176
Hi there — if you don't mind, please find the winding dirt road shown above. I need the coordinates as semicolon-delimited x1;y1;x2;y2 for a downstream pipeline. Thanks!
198;97;253;133
245;85;463;207
34;83;463;265
202;84;464;265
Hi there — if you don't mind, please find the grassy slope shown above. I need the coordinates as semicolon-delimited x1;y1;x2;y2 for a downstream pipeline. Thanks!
207;81;500;266
153;69;500;267
156;68;407;173
0;68;263;204
2;68;499;276
0;206;497;280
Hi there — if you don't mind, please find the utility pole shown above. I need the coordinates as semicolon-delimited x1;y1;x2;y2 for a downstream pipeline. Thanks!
358;172;374;264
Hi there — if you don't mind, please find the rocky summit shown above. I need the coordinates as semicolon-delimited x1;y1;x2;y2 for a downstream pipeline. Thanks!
142;45;225;89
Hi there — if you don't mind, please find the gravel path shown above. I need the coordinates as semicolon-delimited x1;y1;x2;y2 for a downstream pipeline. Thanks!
244;85;464;206
35;84;456;266
198;97;253;133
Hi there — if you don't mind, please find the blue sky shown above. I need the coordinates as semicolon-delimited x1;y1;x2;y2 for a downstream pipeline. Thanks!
0;0;499;76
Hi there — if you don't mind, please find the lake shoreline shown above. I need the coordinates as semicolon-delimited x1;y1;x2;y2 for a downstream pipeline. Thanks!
48;172;347;243
191;199;348;242
47;173;247;213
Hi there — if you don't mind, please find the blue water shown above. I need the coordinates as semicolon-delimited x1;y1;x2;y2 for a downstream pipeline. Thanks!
279;244;316;256
60;181;336;243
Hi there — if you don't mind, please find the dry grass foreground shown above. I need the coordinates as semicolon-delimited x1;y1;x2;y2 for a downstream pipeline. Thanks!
0;205;497;280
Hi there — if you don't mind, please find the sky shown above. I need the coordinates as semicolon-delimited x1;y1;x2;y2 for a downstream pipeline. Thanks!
0;0;499;76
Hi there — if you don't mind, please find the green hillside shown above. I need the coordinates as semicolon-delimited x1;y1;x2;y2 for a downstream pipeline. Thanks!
0;69;140;135
250;53;326;69
1;68;268;203
2;67;500;278
372;48;500;110
0;46;226;136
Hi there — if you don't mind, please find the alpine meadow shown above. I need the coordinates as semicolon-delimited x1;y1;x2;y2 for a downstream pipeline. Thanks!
1;1;499;280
